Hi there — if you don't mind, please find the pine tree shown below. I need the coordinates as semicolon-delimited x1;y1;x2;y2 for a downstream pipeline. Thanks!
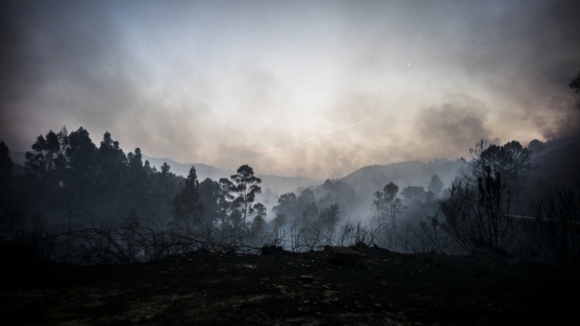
172;166;204;228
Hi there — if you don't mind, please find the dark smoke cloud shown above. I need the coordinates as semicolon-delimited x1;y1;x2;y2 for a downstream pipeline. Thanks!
462;0;580;139
1;0;143;149
414;97;496;157
0;0;215;161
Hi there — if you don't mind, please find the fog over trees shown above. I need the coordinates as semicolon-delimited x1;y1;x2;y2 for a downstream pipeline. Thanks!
1;83;579;264
2;1;580;324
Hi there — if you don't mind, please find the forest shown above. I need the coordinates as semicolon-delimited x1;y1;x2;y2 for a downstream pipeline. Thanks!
1;109;579;266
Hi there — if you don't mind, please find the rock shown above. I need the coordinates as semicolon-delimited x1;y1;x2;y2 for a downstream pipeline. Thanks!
327;246;361;267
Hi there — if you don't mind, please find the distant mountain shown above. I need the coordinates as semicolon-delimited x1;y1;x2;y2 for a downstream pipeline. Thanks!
142;155;321;198
325;159;465;217
142;156;233;182
338;159;465;198
529;134;580;157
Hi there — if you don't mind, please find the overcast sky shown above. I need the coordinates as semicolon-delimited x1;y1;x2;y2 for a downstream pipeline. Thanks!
1;0;579;179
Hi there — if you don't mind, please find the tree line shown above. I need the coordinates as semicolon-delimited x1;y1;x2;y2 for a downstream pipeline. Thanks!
0;128;273;240
1;123;578;263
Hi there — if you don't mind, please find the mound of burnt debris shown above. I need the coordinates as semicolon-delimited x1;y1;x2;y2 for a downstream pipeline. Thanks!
1;244;578;326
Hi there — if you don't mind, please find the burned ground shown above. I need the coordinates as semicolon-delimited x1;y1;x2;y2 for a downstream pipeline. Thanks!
1;245;577;325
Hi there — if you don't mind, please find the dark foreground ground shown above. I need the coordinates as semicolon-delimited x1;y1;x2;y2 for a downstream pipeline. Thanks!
1;245;578;326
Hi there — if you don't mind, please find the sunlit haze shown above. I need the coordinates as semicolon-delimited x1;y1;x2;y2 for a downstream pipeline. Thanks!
2;0;579;179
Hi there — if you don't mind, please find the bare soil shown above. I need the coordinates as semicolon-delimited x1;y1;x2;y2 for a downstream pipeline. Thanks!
1;245;578;325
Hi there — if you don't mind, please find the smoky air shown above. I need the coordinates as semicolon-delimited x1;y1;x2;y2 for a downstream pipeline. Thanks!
1;1;579;325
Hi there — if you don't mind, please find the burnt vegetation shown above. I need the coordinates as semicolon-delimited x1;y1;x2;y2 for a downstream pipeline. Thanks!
1;77;580;325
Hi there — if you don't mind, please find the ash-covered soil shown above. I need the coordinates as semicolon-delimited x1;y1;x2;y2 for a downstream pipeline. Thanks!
1;245;578;326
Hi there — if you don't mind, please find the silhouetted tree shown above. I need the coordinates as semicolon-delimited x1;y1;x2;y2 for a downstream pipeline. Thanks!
173;166;204;228
318;203;340;236
401;186;427;205
161;162;171;176
24;129;70;210
371;182;403;236
96;132;127;208
125;148;149;210
441;140;525;251
66;127;98;207
428;174;444;199
527;139;544;157
198;178;223;227
294;189;318;228
153;162;181;217
296;188;315;215
272;192;298;226
316;179;356;213
463;140;532;194
217;178;235;227
0;141;13;182
372;190;386;224
250;214;266;238
230;165;262;226
25;129;67;173
384;182;403;231
0;141;23;238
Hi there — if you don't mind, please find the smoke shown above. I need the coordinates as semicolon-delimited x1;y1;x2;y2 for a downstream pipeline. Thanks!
461;0;580;139
1;0;579;179
414;97;496;156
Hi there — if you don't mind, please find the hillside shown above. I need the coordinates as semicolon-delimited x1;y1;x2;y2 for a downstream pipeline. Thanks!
338;159;464;197
528;137;580;190
311;159;465;217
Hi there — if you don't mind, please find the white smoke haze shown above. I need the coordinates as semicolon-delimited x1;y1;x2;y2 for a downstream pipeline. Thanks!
1;0;579;179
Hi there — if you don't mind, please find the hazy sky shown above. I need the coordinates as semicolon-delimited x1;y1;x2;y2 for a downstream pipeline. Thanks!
1;0;579;179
